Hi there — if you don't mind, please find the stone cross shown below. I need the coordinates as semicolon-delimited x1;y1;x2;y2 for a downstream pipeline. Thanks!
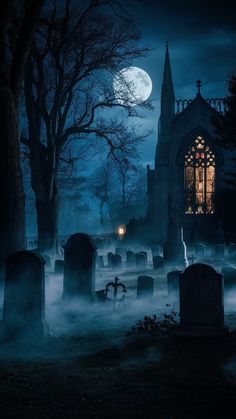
196;80;202;95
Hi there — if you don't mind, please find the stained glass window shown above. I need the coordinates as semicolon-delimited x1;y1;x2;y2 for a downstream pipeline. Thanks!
184;136;215;215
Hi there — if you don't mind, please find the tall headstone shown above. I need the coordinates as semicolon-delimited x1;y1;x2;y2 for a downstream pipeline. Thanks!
111;254;122;270
179;263;225;335
137;275;154;299
153;255;164;272
135;253;147;270
126;251;135;267
167;270;182;301
62;233;96;301
0;251;47;341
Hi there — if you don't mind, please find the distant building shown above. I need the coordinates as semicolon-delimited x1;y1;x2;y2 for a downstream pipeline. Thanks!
127;44;227;244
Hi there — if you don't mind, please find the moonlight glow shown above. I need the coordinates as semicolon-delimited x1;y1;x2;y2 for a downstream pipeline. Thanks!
113;67;152;106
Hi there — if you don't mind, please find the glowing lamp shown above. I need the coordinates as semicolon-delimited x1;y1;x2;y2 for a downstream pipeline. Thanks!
117;224;126;239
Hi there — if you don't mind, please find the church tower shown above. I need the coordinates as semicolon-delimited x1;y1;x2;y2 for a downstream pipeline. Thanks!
147;43;176;243
145;43;225;245
158;42;175;137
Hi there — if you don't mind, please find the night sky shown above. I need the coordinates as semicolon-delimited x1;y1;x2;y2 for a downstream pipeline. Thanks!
121;0;236;165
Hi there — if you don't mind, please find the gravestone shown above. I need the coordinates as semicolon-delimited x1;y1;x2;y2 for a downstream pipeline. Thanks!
111;254;122;270
135;253;147;270
195;243;205;260
140;251;148;261
107;252;114;268
42;254;51;268
167;270;181;301
54;259;64;275
179;263;225;335
221;267;236;296
151;244;161;258
62;233;96;301
115;247;126;259
98;255;105;269
214;244;225;259
137;275;154;299
0;251;47;341
126;251;135;267
153;255;164;271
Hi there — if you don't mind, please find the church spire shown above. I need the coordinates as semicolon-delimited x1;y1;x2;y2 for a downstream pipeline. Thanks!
159;42;175;134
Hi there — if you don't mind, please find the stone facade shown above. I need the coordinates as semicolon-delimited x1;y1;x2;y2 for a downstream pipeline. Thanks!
127;45;226;245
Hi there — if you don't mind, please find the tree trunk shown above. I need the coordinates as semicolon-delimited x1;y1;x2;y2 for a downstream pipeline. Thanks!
36;192;59;253
0;86;25;258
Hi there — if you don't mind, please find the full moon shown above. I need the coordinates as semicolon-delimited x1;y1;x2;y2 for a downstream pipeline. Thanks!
113;66;152;106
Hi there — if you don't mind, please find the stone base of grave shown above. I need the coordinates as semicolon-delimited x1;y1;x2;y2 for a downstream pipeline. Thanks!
176;324;229;337
0;320;49;342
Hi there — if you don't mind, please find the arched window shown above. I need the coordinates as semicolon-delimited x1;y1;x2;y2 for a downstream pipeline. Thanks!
184;136;215;215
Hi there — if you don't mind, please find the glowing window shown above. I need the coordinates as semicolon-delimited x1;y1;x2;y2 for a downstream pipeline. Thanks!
184;136;215;215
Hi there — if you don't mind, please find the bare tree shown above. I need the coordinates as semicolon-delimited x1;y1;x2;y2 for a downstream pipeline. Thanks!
0;0;45;257
89;160;114;227
22;0;152;252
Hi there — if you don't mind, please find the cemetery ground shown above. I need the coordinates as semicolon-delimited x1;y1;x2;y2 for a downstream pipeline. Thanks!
1;258;236;418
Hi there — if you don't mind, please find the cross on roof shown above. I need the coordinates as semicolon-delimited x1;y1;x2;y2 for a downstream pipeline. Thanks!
196;80;202;96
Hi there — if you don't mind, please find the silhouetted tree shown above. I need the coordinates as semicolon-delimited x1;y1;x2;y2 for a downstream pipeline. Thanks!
22;0;151;251
0;1;45;257
89;161;114;227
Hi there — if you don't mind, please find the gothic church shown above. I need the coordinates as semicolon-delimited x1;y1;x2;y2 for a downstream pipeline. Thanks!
127;44;226;244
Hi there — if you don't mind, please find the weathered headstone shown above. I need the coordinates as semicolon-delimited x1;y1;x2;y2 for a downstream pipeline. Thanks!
137;275;154;299
214;244;225;259
221;267;236;297
0;251;47;341
111;254;122;270
54;259;64;275
62;233;96;301
135;253;147;270
167;270;181;301
195;243;205;260
151;244;161;258
126;251;135;267
179;263;225;335
140;251;148;261
153;255;164;271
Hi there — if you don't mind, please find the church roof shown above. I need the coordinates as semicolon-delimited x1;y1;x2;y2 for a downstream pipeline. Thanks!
173;93;219;125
